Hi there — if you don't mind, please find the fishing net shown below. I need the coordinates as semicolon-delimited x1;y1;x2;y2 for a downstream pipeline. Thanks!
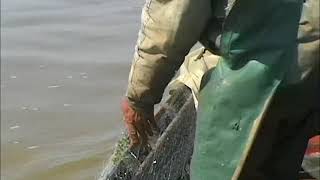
98;82;196;180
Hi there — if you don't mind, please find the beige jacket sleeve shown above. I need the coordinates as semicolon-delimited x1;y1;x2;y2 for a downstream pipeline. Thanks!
126;0;212;108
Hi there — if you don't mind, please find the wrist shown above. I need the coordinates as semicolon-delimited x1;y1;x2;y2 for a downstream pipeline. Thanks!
126;97;154;113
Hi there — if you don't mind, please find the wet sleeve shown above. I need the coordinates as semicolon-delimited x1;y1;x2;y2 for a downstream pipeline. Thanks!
126;0;212;108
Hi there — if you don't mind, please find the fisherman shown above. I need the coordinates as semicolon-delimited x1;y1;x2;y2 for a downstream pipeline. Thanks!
121;0;319;179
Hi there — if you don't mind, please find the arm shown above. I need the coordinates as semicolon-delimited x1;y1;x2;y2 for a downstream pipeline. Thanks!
126;0;212;109
122;0;212;147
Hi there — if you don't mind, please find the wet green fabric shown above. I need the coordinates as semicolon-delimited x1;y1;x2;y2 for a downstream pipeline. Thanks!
191;0;303;179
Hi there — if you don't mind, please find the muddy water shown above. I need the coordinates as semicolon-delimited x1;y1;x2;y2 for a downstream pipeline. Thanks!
1;0;143;179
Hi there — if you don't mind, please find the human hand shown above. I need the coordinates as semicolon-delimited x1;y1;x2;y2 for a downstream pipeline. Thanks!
121;98;159;148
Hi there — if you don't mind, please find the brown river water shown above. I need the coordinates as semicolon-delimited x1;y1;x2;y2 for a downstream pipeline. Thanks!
1;0;144;179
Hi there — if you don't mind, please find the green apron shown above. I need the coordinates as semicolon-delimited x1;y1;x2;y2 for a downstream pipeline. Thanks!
191;0;303;179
